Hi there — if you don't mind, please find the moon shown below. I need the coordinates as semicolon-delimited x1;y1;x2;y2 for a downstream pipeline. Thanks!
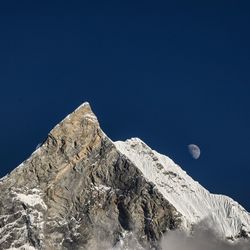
188;144;201;159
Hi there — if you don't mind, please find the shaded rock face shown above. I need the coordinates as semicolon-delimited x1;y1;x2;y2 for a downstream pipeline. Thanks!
0;103;181;250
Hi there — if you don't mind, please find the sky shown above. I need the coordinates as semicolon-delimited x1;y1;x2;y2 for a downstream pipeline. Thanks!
0;1;249;211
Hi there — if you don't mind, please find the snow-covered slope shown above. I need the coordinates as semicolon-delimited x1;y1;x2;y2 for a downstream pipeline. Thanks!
115;138;250;239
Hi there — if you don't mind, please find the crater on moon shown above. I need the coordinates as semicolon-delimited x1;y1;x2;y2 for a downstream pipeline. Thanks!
188;144;201;159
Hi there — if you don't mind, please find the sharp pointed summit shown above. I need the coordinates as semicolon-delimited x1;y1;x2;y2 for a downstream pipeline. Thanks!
0;103;249;250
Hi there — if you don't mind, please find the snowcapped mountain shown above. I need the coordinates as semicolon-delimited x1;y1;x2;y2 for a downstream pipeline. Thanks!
0;102;249;250
115;138;250;239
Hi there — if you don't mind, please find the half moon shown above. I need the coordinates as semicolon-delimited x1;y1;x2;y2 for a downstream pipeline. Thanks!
188;144;201;159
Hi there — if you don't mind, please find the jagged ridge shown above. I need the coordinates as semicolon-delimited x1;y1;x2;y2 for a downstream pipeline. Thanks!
115;138;250;239
0;102;249;250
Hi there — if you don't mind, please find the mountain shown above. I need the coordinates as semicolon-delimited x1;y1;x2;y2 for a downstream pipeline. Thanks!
0;102;249;250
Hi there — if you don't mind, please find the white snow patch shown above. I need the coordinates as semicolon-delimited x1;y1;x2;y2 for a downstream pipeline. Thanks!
94;184;111;192
13;192;47;210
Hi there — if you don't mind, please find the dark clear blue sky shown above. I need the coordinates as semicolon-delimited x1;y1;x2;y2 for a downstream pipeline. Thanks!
0;1;249;210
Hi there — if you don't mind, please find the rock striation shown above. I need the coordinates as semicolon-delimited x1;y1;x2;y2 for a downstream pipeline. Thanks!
0;102;249;250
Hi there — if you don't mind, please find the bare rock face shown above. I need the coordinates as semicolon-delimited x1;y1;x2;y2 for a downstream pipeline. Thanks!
0;103;181;250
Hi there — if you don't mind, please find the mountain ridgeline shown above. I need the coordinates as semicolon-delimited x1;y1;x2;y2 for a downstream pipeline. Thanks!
0;102;249;250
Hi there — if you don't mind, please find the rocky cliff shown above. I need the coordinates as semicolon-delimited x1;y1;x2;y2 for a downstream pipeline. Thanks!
0;102;249;250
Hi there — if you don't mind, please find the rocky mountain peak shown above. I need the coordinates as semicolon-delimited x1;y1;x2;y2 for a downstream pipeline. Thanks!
1;102;103;188
49;101;101;159
0;102;249;250
51;102;99;134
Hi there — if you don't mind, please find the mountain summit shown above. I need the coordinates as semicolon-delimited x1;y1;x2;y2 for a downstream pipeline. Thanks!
0;102;249;250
